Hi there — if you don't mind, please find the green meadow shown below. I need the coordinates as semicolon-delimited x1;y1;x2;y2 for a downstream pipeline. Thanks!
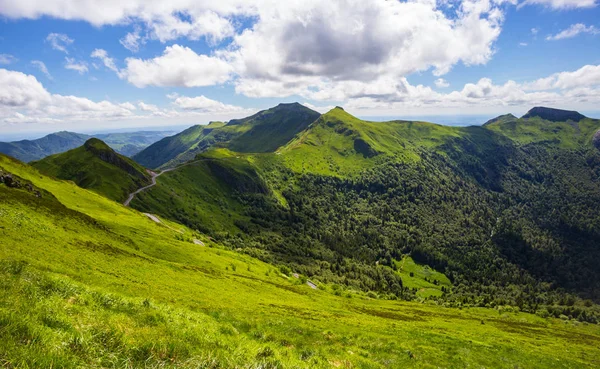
2;150;600;368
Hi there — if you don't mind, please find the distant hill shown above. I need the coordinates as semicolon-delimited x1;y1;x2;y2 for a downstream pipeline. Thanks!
485;107;599;148
0;130;173;163
0;131;89;163
32;138;151;202
133;103;320;169
522;106;586;122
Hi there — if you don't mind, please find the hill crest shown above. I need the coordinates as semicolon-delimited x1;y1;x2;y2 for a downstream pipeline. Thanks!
522;106;586;122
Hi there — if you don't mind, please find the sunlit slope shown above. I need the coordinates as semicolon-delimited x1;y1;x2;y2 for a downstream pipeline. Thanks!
133;103;320;169
280;107;474;175
1;154;600;368
130;155;267;234
31;138;151;202
484;107;600;148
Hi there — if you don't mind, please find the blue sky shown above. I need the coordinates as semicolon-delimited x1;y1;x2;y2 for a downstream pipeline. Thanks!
0;0;599;138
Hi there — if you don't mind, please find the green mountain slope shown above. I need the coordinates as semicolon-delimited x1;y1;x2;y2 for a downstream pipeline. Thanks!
1;153;600;368
31;138;151;202
484;107;600;148
0;130;172;162
133;103;320;169
132;107;600;319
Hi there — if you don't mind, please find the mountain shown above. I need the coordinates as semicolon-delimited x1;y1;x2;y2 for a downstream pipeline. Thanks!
0;130;173;162
484;107;599;148
133;103;320;169
31;138;151;202
2;153;598;368
0;131;89;163
521;106;586;122
130;106;600;315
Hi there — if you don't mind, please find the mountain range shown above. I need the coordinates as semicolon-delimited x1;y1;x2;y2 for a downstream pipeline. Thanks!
2;104;600;367
0;130;173;163
133;102;320;169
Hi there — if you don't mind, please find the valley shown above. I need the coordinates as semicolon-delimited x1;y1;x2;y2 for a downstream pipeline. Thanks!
2;104;600;368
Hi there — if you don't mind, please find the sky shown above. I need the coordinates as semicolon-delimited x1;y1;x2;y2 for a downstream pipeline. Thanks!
0;0;599;139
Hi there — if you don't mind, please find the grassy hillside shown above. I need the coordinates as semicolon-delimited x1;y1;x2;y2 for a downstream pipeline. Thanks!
484;107;600;148
132;107;600;323
1;154;600;368
280;106;463;175
31;138;151;202
133;103;320;169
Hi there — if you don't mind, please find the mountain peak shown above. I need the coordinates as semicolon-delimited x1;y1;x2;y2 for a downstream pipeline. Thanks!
522;107;586;122
84;138;112;151
483;113;517;126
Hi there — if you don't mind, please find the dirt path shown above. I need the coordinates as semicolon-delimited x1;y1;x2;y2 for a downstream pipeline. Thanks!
123;160;201;206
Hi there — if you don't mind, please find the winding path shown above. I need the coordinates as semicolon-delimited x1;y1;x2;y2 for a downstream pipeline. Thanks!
123;159;205;206
124;169;168;206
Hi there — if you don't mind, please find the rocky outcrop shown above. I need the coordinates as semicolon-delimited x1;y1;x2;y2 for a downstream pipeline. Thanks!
0;170;42;197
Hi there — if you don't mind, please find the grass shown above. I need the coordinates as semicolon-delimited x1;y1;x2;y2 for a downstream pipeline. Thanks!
2;153;600;367
134;103;319;170
485;116;600;148
394;256;452;298
31;138;150;202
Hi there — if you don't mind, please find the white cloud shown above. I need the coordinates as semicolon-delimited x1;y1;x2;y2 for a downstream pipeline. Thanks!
531;28;539;35
435;78;450;88
519;0;597;9
524;64;600;90
0;69;51;109
64;57;88;74
120;26;143;52
0;68;136;123
519;42;528;46
168;94;246;113
138;102;159;113
121;45;232;87
0;69;256;128
546;23;600;40
147;11;234;44
0;54;18;65
90;49;118;72
46;33;73;53
229;0;502;98
31;60;52;80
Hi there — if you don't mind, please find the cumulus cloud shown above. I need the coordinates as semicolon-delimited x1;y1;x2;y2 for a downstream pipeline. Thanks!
523;64;600;90
138;102;160;113
435;78;450;88
31;60;52;80
91;49;119;72
168;94;246;112
46;33;73;53
519;0;597;9
337;63;600;114
546;23;600;40
0;54;18;65
0;69;51;109
0;68;134;123
121;45;232;87
228;0;502;98
0;68;254;125
64;57;88;74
